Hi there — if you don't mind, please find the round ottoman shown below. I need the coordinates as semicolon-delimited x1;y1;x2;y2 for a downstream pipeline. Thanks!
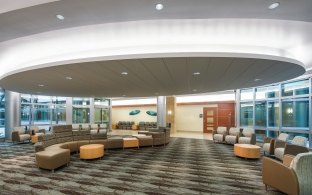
80;144;104;159
234;144;260;159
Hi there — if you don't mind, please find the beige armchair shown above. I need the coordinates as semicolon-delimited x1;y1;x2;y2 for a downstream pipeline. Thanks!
238;127;256;145
212;126;227;143
262;152;312;195
11;126;31;143
263;133;289;156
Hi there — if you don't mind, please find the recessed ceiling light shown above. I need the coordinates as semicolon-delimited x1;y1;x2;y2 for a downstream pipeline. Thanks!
38;84;44;87
56;14;65;20
155;3;164;10
65;76;72;80
193;72;200;75
122;95;126;97
268;2;280;10
192;89;197;92
254;78;261;82
121;72;128;75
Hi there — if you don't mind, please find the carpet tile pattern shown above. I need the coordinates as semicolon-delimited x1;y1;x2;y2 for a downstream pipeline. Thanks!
0;138;284;194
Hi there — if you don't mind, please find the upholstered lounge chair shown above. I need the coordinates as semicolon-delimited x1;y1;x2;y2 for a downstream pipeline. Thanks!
262;152;312;195
11;126;31;143
212;126;227;143
238;127;256;145
263;133;289;156
275;136;308;161
225;127;240;144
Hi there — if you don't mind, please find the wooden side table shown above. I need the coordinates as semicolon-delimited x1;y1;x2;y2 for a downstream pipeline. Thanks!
31;135;39;144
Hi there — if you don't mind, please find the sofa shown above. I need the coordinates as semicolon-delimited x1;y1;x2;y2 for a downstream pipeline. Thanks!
35;124;170;172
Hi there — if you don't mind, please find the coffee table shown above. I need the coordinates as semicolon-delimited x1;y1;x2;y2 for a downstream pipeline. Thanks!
80;144;104;159
234;144;260;159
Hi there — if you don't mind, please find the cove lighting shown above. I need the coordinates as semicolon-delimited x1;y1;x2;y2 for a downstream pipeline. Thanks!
268;2;280;10
155;3;164;10
56;14;65;20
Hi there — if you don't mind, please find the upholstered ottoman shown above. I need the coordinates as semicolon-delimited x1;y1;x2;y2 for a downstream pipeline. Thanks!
134;135;153;147
36;149;70;172
80;144;104;160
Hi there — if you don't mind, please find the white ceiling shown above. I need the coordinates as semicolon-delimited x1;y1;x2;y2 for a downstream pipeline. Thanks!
0;0;311;97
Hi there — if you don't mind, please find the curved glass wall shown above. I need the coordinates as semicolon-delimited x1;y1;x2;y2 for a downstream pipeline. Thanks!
0;89;5;137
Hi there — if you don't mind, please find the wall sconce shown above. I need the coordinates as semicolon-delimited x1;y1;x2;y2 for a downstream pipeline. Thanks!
167;110;172;115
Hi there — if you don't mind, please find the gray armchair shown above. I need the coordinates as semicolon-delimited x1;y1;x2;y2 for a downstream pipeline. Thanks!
225;127;240;144
262;152;312;195
238;127;256;145
275;136;308;161
263;133;289;156
212;126;227;143
11;126;31;143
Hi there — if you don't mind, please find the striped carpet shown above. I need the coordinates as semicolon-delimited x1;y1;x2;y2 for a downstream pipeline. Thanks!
0;138;283;195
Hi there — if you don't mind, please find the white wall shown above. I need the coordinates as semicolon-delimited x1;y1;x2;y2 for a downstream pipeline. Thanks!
176;104;217;132
112;106;157;125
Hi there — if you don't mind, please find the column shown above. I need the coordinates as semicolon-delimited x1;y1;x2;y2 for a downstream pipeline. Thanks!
166;96;176;132
157;96;166;128
66;97;73;124
5;90;21;139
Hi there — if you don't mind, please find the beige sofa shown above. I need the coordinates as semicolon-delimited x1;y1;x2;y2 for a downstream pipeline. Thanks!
11;126;31;143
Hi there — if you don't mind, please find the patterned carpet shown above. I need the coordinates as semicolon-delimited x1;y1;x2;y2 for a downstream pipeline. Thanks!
0;138;284;195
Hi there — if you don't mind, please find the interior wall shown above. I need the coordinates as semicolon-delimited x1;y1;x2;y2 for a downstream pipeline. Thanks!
112;106;157;125
176;104;218;132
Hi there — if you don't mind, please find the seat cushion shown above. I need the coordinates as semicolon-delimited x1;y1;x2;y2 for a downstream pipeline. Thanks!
225;135;237;144
19;134;31;141
274;147;285;161
263;143;271;154
213;134;224;142
238;137;251;144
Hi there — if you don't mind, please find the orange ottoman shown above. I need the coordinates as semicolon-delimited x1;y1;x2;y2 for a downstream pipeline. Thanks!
234;144;260;159
80;144;104;159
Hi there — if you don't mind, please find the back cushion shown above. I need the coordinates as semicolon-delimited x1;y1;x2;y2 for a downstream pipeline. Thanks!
217;126;227;134
14;126;25;134
99;123;107;129
30;126;39;133
90;124;98;130
291;136;307;146
229;127;239;136
242;128;254;137
278;133;289;141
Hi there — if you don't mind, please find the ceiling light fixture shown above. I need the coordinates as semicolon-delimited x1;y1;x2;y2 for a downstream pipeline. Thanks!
192;89;197;92
155;3;164;10
38;84;44;87
121;72;128;75
56;14;65;20
65;76;72;80
268;2;280;9
122;95;126;97
254;78;261;82
193;72;200;75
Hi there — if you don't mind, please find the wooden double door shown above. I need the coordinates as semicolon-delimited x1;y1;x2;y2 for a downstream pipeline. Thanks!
203;103;235;133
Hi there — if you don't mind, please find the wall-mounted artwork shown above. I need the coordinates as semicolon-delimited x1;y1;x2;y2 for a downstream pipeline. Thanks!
129;110;140;115
146;111;157;116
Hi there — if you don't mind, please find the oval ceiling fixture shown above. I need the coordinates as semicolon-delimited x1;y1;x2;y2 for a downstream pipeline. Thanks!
268;2;280;10
155;3;164;10
121;72;128;75
65;76;72;80
56;14;65;20
193;72;200;75
38;84;44;87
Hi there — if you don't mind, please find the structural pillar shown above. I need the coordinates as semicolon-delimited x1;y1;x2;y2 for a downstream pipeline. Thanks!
157;96;166;128
5;90;21;139
166;96;176;132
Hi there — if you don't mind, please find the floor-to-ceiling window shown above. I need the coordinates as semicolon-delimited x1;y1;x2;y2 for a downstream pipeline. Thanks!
72;97;90;123
238;78;311;147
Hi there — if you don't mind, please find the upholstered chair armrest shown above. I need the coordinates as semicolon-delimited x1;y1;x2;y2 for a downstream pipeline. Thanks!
11;131;20;142
275;140;286;149
284;144;309;156
262;157;299;195
250;133;256;145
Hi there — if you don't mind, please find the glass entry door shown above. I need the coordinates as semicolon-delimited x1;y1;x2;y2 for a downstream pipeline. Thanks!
94;107;109;124
203;107;218;133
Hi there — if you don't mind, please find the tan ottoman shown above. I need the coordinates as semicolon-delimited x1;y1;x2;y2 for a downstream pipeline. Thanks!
80;144;104;160
123;137;139;149
36;149;70;172
234;144;261;159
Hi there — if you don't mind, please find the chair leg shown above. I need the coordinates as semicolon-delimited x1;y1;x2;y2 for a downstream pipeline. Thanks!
265;184;267;191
